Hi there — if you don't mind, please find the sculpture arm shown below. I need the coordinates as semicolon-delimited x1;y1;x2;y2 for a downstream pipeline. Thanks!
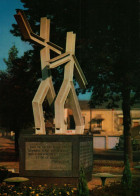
49;53;71;69
14;10;63;54
72;55;88;89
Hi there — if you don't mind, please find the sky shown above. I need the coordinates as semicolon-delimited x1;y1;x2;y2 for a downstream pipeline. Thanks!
0;0;91;100
0;0;31;70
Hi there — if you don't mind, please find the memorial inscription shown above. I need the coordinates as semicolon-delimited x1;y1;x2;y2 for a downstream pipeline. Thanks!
79;141;93;168
25;142;72;171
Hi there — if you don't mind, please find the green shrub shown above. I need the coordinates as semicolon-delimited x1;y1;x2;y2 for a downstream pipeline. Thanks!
77;168;89;196
121;155;132;189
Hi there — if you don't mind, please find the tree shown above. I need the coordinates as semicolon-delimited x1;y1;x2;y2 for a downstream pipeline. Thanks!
10;0;140;163
88;0;140;164
0;45;39;155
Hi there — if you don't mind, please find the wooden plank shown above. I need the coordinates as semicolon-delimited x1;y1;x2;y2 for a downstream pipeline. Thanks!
47;42;64;53
66;32;76;54
40;17;50;41
31;32;45;42
49;55;71;69
14;11;45;43
72;55;88;89
49;53;70;63
14;14;31;40
17;10;33;33
15;10;63;54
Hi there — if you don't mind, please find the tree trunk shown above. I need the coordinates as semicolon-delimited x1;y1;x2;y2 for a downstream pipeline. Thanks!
14;129;19;160
122;88;133;165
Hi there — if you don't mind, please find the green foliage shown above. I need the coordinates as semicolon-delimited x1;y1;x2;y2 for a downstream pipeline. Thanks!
0;46;37;131
77;168;89;196
0;46;41;153
3;45;18;73
121;155;132;189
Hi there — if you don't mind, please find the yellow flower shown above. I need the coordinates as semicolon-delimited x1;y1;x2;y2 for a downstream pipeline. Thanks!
66;191;70;195
53;189;55;193
36;194;39;196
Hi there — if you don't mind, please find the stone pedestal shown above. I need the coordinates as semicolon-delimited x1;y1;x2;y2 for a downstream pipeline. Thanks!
19;135;93;184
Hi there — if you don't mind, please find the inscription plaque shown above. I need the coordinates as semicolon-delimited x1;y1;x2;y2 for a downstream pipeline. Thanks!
79;141;93;168
25;142;72;170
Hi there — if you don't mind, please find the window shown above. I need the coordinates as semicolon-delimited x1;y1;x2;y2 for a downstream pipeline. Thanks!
93;120;102;130
92;119;103;131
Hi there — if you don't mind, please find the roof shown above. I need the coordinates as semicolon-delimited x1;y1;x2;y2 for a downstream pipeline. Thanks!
79;100;90;110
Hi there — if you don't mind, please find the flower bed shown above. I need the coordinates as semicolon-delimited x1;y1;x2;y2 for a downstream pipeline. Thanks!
0;184;76;196
0;180;140;196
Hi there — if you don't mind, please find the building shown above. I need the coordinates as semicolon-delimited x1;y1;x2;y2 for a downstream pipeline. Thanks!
65;100;140;149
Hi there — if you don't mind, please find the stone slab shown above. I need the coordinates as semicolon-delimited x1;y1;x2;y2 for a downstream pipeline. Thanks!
19;135;93;181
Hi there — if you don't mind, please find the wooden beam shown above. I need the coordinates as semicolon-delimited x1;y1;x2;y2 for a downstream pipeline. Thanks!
47;42;64;54
14;10;63;54
40;17;50;42
72;55;88;89
14;14;31;40
49;52;70;63
66;32;76;54
14;10;45;43
49;53;71;69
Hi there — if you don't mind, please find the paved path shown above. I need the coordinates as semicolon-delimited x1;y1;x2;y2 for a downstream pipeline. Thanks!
94;149;140;162
0;137;19;172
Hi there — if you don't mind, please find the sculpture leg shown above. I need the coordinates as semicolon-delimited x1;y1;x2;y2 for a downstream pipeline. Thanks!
69;82;84;134
55;80;71;134
32;77;55;134
55;80;84;134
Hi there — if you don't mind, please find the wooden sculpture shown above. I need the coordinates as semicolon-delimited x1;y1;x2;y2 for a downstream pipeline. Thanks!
14;10;87;135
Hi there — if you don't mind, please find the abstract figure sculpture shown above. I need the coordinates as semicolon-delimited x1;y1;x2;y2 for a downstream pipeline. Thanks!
14;10;87;135
52;32;87;134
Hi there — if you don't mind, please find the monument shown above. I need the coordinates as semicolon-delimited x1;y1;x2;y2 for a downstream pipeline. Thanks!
14;10;93;184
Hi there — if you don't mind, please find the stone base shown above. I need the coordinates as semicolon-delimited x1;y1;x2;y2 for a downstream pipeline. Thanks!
19;135;93;184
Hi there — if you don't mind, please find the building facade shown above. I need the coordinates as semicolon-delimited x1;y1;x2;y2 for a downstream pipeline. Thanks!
65;100;140;149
